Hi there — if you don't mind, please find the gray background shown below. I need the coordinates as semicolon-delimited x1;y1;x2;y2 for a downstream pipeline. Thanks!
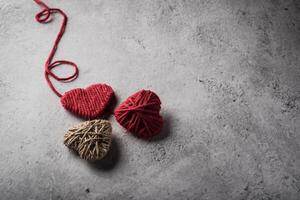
0;0;300;199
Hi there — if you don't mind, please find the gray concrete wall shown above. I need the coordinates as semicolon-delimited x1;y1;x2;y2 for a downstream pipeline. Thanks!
0;0;299;199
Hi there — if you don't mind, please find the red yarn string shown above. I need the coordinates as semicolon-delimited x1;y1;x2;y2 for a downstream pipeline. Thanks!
34;0;78;97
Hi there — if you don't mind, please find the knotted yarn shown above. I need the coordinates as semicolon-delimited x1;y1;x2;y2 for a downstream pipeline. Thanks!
114;90;163;138
64;119;112;161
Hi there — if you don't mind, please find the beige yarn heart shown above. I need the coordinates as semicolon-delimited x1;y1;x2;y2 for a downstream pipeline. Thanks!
64;119;112;161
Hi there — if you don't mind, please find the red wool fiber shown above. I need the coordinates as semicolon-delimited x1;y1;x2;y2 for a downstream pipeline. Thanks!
114;90;163;138
61;84;114;119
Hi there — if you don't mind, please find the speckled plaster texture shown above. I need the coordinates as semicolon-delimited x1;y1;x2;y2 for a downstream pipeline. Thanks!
0;0;299;199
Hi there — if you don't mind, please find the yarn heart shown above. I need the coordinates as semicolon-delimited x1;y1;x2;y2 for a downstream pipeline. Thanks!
64;119;112;161
114;90;163;138
61;84;114;119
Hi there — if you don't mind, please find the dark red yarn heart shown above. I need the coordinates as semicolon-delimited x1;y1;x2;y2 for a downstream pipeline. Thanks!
114;90;163;138
61;84;114;119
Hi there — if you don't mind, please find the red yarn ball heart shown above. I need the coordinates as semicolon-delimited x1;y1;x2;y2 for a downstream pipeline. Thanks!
114;90;163;138
61;84;114;119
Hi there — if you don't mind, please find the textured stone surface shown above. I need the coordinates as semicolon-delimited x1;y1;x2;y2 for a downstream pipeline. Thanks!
0;0;299;199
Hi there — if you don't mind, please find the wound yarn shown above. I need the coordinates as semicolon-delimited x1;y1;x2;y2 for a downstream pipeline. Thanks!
64;119;112;161
114;90;163;138
61;84;114;119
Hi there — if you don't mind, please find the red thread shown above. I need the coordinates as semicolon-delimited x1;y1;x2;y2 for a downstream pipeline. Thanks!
34;0;78;97
61;84;114;119
114;90;163;138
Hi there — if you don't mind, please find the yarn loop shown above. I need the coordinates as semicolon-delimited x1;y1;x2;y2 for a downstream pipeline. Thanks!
114;90;163;138
34;0;79;97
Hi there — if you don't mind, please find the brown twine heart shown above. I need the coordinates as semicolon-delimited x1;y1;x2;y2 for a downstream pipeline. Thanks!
64;119;112;161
